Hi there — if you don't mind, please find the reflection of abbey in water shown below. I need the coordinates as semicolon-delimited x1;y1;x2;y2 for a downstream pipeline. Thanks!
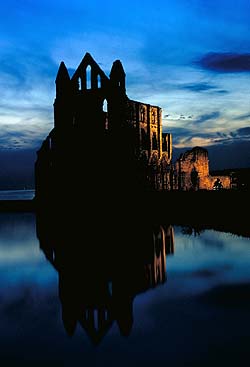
35;52;173;201
36;216;174;345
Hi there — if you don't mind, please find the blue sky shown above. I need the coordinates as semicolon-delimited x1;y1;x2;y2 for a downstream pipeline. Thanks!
0;0;250;175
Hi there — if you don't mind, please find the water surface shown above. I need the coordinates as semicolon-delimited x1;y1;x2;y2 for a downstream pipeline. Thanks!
0;213;250;366
0;189;35;200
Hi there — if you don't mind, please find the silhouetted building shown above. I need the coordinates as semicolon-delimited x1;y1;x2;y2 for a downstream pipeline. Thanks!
175;146;231;191
35;52;173;203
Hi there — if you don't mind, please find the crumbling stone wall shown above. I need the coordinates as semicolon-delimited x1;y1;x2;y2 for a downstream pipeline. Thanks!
176;147;231;190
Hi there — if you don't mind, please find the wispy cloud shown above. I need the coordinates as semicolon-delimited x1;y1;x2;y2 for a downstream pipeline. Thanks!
0;46;56;149
233;112;250;121
235;126;250;137
194;111;221;124
197;52;250;73
171;123;250;148
182;82;216;92
0;119;52;149
181;82;228;94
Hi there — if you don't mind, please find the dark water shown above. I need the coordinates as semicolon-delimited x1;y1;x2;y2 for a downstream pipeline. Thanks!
1;213;250;366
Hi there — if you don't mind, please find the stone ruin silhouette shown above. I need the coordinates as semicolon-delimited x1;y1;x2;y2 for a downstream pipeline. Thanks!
35;52;173;207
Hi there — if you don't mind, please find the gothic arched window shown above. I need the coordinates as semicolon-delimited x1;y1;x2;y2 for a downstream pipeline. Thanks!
78;77;82;91
86;65;91;89
97;74;101;89
140;106;145;122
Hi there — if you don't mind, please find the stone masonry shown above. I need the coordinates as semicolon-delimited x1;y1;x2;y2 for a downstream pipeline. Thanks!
175;146;231;190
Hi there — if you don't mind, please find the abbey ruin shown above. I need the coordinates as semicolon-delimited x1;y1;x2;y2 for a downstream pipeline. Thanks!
35;52;231;201
35;52;172;202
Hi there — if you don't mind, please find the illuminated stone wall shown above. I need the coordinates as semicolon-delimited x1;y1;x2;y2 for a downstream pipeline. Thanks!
176;147;231;190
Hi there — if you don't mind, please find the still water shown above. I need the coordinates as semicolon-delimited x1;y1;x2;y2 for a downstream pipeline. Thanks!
0;189;35;200
0;212;250;366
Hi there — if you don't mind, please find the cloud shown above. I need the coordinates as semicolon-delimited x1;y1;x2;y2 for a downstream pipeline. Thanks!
0;48;57;85
163;114;194;123
194;111;221;124
182;83;214;92
163;127;190;137
197;52;250;73
0;46;56;149
210;126;250;145
164;109;226;148
164;107;250;150
235;126;250;137
0;121;51;150
164;124;220;147
233;113;250;121
181;82;228;94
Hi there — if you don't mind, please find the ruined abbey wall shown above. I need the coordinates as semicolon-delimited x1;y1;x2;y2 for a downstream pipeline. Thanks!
35;52;231;200
176;147;231;190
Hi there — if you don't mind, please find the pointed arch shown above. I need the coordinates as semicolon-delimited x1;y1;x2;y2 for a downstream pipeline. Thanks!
103;99;108;130
152;110;156;124
86;65;91;89
78;77;83;91
97;74;102;89
140;106;146;122
103;99;108;113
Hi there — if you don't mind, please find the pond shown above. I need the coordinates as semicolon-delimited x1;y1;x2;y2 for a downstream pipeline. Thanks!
0;212;250;366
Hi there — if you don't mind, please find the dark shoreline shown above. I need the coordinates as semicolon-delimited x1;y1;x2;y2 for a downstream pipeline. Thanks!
0;190;249;237
154;190;250;237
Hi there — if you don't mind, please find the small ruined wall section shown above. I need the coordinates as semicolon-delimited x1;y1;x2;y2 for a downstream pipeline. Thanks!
176;147;231;190
177;147;209;190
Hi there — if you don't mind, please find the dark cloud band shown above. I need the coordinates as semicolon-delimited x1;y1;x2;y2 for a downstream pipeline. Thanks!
197;52;250;73
194;111;221;124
